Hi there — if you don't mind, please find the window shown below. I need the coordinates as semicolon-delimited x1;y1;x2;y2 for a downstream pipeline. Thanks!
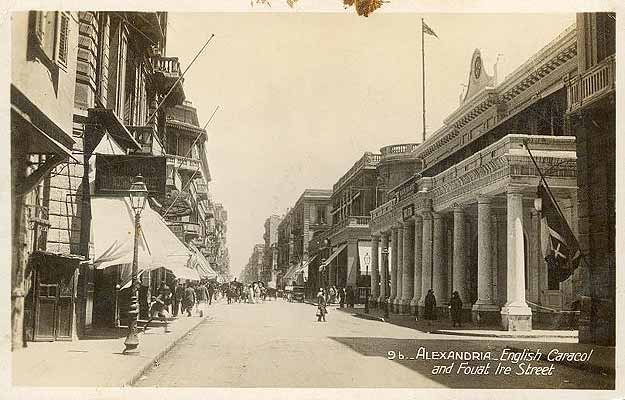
28;11;71;69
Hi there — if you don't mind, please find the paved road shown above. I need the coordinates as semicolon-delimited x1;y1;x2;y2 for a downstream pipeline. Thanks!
135;300;613;389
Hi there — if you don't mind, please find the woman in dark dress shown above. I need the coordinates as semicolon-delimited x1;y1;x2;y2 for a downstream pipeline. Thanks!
424;289;436;324
449;291;463;327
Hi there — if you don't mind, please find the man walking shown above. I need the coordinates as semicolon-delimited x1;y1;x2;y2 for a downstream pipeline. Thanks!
208;282;215;305
173;280;184;317
183;283;196;317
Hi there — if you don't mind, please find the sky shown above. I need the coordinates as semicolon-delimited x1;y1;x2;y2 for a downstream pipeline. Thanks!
165;12;575;277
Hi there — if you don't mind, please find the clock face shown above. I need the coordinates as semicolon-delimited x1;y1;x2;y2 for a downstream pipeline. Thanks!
474;56;482;79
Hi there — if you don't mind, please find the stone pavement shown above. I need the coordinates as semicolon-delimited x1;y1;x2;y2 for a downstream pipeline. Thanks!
12;309;210;387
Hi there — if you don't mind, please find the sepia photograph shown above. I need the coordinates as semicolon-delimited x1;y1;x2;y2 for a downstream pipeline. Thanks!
4;1;622;398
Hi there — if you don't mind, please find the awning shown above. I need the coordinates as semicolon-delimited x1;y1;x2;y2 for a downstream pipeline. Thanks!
88;107;141;151
319;243;347;271
91;197;196;280
292;255;318;275
188;244;217;279
283;263;299;281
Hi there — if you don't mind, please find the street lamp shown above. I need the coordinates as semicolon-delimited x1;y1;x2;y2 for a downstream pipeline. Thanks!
363;252;370;313
124;175;148;354
381;247;390;319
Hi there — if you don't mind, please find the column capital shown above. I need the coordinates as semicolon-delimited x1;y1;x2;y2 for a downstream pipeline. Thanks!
371;233;381;241
453;203;465;213
477;195;491;204
506;184;525;195
412;214;423;224
421;210;433;220
432;211;443;221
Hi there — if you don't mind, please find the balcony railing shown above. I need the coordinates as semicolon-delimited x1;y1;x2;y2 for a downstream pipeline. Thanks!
371;197;398;219
127;125;164;155
153;56;181;76
333;152;381;192
167;154;201;172
380;143;420;161
567;54;615;113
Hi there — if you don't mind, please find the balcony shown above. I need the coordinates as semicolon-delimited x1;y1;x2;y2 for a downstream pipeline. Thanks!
127;125;164;155
370;197;398;219
195;179;209;201
380;143;420;162
152;56;185;106
333;152;381;192
567;54;615;113
328;215;371;238
167;154;201;173
167;221;201;239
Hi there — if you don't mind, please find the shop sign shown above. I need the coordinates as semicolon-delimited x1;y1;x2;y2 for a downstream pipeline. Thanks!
95;154;166;196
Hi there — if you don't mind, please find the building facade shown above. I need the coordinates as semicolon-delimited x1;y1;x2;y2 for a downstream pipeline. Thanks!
277;190;332;290
564;12;615;345
369;24;581;331
262;215;282;286
11;11;227;349
241;244;265;284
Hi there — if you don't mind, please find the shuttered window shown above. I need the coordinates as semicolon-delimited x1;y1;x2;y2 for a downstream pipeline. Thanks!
56;12;69;66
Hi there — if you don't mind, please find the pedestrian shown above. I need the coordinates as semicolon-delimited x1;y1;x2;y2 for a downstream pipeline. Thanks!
346;286;355;308
143;294;170;333
316;288;327;322
338;286;345;308
450;291;463;327
183;282;196;317
254;282;261;303
424;289;437;325
173;280;183;317
158;280;172;313
195;282;208;317
329;286;336;304
208;282;215;305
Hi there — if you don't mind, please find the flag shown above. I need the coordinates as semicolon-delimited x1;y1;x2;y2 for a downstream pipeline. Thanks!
422;20;439;39
344;0;385;17
538;183;580;281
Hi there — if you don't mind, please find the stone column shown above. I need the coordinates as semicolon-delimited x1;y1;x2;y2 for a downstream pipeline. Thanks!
491;214;499;306
400;219;414;314
394;223;404;312
472;196;500;322
370;234;380;306
410;215;423;315
432;212;448;306
389;226;398;304
530;210;541;304
419;210;433;313
452;206;468;309
501;187;532;330
378;232;389;304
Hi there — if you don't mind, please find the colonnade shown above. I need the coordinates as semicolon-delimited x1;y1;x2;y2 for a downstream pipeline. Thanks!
369;189;533;330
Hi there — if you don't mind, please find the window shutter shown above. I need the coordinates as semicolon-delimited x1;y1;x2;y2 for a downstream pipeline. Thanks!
56;12;70;67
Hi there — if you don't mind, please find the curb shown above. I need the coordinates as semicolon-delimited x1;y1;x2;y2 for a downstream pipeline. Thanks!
429;330;578;339
124;315;208;387
506;345;614;377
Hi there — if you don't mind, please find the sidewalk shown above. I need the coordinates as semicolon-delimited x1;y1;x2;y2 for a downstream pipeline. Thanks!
12;309;210;387
335;305;614;376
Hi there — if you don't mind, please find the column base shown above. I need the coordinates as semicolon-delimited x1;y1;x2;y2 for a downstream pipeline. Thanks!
398;299;411;314
471;303;500;325
409;298;419;316
500;304;532;331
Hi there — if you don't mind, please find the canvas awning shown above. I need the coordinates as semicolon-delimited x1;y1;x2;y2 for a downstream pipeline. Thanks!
358;240;372;275
91;197;198;280
292;255;318;276
319;243;347;271
188;244;217;279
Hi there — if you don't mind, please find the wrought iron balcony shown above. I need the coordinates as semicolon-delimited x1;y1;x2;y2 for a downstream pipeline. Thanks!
567;54;615;113
166;154;201;173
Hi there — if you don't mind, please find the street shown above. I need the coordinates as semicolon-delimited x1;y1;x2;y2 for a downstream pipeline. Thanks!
135;300;613;389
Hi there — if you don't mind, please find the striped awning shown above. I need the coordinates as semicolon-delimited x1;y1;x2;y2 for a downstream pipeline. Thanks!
318;243;347;271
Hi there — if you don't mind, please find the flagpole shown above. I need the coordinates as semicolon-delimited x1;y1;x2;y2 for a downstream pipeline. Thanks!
421;18;426;143
523;140;570;226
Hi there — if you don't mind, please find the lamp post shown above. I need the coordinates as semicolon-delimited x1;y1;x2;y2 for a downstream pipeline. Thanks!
124;175;148;354
382;247;390;319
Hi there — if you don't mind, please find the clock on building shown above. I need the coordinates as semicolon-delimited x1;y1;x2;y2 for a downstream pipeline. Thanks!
474;55;482;79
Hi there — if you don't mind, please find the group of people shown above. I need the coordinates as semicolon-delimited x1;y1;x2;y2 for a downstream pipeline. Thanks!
325;285;356;308
225;280;267;304
142;279;218;334
422;289;464;327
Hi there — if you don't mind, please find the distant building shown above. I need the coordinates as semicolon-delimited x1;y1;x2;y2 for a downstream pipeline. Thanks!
277;189;332;289
262;215;282;287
